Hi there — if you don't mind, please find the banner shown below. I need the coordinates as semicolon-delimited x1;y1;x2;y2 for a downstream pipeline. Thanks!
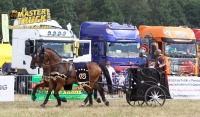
31;75;88;101
168;76;200;99
0;76;14;101
1;14;9;42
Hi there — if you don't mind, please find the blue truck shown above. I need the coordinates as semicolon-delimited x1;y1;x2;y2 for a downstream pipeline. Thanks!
80;21;141;73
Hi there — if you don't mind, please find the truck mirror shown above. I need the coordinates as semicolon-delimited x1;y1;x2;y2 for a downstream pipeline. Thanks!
25;40;34;55
98;43;102;51
108;42;114;47
78;43;84;56
25;47;31;55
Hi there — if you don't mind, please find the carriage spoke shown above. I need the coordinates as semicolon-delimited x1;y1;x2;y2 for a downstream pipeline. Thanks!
145;86;166;107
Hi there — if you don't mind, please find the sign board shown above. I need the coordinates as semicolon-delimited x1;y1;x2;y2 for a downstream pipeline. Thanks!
1;14;9;42
31;75;88;101
0;76;14;101
168;76;200;99
9;7;51;29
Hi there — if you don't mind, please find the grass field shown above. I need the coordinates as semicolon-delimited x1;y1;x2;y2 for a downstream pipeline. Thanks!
0;95;200;117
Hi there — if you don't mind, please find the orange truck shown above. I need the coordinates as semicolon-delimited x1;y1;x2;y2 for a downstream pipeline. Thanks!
139;26;198;76
192;28;200;75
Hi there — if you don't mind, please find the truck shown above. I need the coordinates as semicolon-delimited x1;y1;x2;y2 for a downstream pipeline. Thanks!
0;43;13;75
80;21;141;74
139;26;198;76
192;28;200;76
12;19;91;93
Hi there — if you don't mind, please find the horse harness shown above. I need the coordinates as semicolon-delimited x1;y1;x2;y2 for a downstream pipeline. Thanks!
42;61;92;89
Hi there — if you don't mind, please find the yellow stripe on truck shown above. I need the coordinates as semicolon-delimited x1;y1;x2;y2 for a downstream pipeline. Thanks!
0;44;12;68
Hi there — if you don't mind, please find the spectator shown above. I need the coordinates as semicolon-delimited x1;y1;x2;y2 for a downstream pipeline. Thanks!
118;71;125;98
105;61;116;98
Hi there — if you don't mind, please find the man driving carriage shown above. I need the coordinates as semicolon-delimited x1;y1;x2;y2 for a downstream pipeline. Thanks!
133;49;148;68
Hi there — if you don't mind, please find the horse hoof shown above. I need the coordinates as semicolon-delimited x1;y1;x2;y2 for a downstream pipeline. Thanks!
32;96;37;101
105;101;109;106
61;98;67;102
80;104;86;107
96;98;101;103
56;104;61;107
40;104;45;108
86;104;93;107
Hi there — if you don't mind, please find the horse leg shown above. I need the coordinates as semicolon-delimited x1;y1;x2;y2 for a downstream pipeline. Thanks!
94;83;109;106
83;87;93;107
93;89;101;103
40;80;54;108
32;81;48;101
54;84;62;107
81;89;100;107
81;96;89;107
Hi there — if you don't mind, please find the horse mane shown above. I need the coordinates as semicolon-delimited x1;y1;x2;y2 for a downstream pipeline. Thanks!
45;48;61;58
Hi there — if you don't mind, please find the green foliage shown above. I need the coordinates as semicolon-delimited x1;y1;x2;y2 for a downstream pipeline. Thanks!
0;0;200;39
0;0;13;39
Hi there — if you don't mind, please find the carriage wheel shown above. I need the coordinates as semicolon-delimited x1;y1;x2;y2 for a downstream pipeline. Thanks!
127;100;145;106
144;86;166;106
126;91;145;106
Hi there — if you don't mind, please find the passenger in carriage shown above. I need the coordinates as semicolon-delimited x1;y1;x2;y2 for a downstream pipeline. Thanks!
154;49;166;71
133;49;148;68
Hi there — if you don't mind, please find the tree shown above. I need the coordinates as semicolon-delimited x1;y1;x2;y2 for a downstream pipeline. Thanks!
89;0;124;23
184;0;200;28
0;0;14;41
75;0;92;24
42;0;79;36
117;0;152;26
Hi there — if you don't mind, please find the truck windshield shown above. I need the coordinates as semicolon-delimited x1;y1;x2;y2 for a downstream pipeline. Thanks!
106;42;139;58
37;41;74;58
164;42;197;58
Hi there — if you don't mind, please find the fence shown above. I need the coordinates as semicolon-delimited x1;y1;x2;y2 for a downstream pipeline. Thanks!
14;75;32;101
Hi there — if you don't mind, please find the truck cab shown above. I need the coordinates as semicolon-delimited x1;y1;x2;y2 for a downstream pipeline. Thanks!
12;20;91;75
80;21;141;74
140;26;198;76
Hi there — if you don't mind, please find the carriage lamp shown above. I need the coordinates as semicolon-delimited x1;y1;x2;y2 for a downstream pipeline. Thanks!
157;83;160;86
131;78;134;81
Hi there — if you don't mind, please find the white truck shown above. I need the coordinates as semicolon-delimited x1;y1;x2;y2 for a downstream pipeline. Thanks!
12;20;91;75
12;20;91;94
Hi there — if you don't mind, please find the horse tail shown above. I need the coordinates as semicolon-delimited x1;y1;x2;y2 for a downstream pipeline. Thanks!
98;64;113;94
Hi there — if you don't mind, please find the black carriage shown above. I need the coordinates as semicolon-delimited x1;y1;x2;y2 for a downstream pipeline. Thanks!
125;67;171;106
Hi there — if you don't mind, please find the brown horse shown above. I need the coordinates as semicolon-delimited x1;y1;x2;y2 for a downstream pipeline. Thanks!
30;48;112;107
30;48;68;103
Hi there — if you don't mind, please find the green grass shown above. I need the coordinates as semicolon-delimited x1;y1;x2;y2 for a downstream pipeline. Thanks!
0;95;200;117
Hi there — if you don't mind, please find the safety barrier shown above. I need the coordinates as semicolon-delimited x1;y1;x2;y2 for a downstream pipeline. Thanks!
13;75;32;101
14;75;32;95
